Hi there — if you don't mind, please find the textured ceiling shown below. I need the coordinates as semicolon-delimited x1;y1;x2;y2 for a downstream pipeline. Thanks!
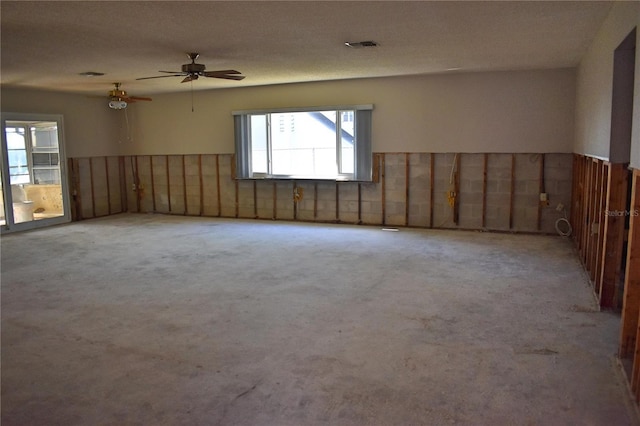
1;1;612;97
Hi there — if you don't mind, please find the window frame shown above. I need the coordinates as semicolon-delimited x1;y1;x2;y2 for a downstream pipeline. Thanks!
233;105;373;182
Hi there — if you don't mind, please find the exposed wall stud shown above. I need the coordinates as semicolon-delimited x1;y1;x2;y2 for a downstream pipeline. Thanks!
537;154;545;231
314;182;318;221
381;153;386;225
119;156;127;213
273;182;277;220
198;154;204;216
166;155;171;213
429;153;434;228
509;154;515;229
405;153;410;226
150;156;157;212
232;155;239;218
182;155;188;215
335;182;339;222
253;180;258;218
357;183;362;224
89;157;96;218
620;169;640;359
133;156;141;212
215;154;221;217
482;153;488;228
105;157;112;215
453;153;461;225
599;163;629;308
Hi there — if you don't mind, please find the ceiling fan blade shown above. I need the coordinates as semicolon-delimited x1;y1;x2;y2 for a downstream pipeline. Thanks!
128;96;153;101
158;70;184;74
204;73;246;81
136;74;184;80
204;70;243;76
181;75;195;83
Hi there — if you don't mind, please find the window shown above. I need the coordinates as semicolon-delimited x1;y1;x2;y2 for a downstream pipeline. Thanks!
234;105;373;181
4;123;61;185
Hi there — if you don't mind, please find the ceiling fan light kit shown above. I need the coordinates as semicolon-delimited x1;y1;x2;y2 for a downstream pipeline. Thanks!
105;82;152;110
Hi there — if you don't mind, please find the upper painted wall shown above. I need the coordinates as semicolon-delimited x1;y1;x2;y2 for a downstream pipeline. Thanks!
574;1;640;166
127;68;575;155
1;68;575;157
1;87;121;158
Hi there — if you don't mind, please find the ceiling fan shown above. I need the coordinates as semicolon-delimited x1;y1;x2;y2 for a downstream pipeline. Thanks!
107;82;152;109
136;53;245;83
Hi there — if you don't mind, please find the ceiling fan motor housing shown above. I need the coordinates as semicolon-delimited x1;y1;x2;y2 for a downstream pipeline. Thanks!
183;63;206;73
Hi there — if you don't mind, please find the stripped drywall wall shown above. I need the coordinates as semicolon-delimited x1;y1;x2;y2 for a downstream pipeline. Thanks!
69;152;572;234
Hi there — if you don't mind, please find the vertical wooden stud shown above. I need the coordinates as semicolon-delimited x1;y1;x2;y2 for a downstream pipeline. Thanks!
620;169;640;359
89;157;96;218
232;155;238;218
105;157;112;215
273;182;277;220
134;156;141;213
215;154;221;217
166;155;171;213
599;163;629;309
482;153;488;228
182;155;188;215
509;154;515;230
453;153;461;226
429;153;434;228
314;182;318;221
405;153;410;226
381;153;386;226
537;154;545;231
253;180;258;219
198;154;204;216
357;182;362;225
335;182;339;222
150;156;157;212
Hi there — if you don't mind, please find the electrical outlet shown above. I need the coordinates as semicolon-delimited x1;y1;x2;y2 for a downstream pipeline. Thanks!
132;183;137;191
540;193;548;202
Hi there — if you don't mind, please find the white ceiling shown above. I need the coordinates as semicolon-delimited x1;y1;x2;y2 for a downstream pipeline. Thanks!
1;1;613;98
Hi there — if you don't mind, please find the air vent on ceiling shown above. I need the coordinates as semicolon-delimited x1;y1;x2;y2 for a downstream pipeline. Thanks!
345;41;378;48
